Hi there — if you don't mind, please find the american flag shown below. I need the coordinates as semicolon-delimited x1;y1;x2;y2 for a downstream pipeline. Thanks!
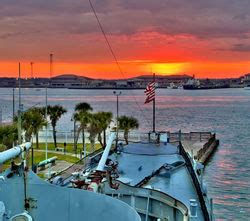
144;81;156;104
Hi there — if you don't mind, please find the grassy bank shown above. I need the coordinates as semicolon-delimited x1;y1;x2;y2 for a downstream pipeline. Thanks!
33;142;102;154
0;142;103;173
0;145;80;171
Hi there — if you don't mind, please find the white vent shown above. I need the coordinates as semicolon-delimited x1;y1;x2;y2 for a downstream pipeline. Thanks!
189;199;198;217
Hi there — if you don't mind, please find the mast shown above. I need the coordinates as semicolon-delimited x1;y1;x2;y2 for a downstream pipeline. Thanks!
12;88;15;122
18;62;22;144
153;73;156;132
50;53;53;78
45;84;48;160
45;53;53;160
30;62;34;78
45;54;51;160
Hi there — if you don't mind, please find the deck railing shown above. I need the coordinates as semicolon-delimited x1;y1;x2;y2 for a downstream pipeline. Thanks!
168;131;212;142
178;142;210;221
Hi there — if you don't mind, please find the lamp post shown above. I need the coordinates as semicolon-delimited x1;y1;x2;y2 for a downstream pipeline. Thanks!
71;117;77;154
45;86;48;160
18;62;22;144
12;88;15;122
113;91;121;147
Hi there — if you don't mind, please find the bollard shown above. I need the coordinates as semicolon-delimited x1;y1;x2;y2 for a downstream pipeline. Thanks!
189;199;198;217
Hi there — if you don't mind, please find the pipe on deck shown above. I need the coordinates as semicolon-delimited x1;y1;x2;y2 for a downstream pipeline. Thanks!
96;132;116;171
0;142;31;164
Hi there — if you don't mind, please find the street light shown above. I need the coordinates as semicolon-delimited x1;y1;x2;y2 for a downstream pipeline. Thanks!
71;116;77;154
113;91;121;147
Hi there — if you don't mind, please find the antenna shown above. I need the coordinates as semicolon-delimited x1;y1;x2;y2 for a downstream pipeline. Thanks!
18;62;22;144
12;88;15;122
45;53;52;160
50;53;53;78
30;62;34;78
153;73;156;132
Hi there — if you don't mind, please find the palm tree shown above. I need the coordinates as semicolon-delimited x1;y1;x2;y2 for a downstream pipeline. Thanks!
73;102;92;152
46;105;67;148
87;113;102;152
0;124;18;148
22;108;47;149
118;115;139;144
75;103;93;113
95;111;113;148
73;111;91;154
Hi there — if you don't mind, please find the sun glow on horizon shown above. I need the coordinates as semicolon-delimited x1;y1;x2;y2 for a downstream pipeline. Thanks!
150;62;190;75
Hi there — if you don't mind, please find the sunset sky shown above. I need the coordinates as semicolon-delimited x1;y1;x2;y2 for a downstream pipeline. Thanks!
1;0;250;79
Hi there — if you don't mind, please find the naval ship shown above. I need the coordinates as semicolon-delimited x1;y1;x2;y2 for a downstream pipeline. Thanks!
0;142;140;221
50;130;215;221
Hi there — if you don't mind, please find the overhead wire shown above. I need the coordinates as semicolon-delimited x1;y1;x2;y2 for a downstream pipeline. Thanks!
88;0;152;129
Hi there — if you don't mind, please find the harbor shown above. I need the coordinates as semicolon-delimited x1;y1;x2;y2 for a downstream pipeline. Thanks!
1;0;250;220
0;87;249;220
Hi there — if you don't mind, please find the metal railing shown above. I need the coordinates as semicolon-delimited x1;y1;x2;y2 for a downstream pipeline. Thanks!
178;142;210;221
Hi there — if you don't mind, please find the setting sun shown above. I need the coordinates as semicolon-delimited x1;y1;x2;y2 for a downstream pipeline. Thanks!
149;63;189;75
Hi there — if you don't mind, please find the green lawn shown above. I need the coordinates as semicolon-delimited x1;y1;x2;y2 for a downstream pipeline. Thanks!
1;148;79;171
31;151;79;164
0;142;102;173
34;142;102;154
0;142;102;154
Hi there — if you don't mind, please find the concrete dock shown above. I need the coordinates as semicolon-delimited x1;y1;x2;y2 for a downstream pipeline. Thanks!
168;131;219;164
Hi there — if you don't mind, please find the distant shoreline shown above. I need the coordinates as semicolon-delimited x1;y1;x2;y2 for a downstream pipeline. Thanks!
0;86;245;90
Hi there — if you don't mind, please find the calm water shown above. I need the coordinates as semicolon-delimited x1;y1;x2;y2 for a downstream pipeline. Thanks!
0;87;249;220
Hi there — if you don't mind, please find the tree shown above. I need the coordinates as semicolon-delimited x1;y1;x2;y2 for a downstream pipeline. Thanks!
73;102;92;152
118;115;139;144
75;103;93;113
47;105;67;148
95;111;113;148
0;124;18;148
87;113;102;152
22;108;47;149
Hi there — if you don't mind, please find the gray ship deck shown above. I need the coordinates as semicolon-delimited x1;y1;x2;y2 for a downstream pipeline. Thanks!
0;169;140;221
49;139;211;221
109;142;207;220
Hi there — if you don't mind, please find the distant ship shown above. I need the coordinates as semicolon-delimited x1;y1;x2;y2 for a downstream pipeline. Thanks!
183;79;230;90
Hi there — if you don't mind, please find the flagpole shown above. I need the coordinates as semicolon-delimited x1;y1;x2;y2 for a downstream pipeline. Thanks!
153;73;156;132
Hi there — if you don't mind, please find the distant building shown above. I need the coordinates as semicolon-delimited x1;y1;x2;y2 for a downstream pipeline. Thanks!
50;74;92;88
243;73;250;86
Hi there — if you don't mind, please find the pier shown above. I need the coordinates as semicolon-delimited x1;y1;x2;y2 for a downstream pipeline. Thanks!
168;131;219;164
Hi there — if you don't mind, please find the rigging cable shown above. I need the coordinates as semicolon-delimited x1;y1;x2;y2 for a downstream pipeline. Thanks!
88;0;152;129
